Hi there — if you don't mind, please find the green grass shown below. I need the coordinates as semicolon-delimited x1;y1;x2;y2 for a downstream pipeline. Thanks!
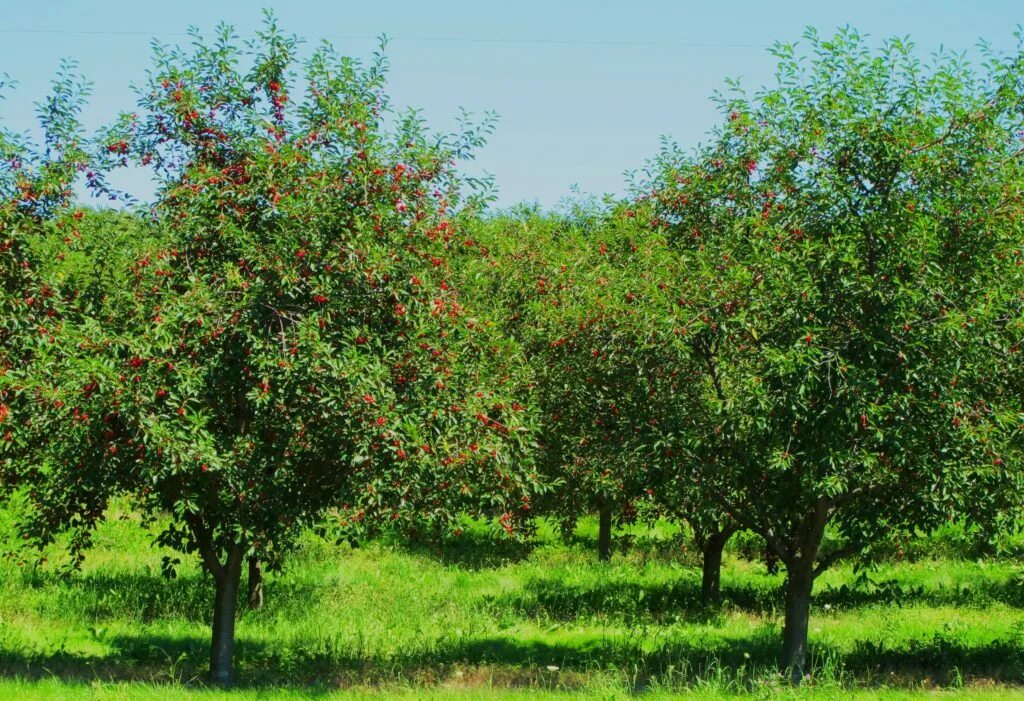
1;506;1023;698
7;678;1024;701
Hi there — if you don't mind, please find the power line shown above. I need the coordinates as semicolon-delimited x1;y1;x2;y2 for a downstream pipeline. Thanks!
0;28;767;50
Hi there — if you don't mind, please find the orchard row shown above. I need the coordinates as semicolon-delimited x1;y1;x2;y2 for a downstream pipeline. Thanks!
2;18;1024;687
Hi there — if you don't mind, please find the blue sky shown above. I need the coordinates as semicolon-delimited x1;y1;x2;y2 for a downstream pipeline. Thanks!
1;1;1021;208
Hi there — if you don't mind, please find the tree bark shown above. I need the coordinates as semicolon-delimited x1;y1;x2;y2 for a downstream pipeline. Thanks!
779;503;828;685
598;506;612;562
210;545;244;686
764;544;780;575
700;529;732;607
781;557;815;684
247;556;264;611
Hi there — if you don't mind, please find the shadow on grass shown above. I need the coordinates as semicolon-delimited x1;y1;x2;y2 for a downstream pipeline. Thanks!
558;529;696;564
2;626;1023;690
391;528;538;570
11;570;327;625
488;573;1024;623
490;575;781;622
3;564;1022;690
395;521;693;571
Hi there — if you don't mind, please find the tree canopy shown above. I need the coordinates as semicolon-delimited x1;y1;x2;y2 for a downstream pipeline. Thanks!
1;20;1023;688
639;28;1024;679
2;18;539;685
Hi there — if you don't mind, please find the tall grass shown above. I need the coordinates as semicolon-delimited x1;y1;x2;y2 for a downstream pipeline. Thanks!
1;503;1022;697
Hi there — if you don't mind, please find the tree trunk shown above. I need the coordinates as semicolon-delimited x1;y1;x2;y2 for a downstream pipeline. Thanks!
779;504;828;685
700;530;731;607
764;544;780;575
598;506;612;562
781;558;815;684
210;546;244;686
247;557;264;610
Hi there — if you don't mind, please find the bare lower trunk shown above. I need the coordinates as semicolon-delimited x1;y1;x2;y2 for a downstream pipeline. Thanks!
700;530;732;606
779;503;828;685
781;560;815;684
209;546;244;686
598;507;612;562
247;557;264;610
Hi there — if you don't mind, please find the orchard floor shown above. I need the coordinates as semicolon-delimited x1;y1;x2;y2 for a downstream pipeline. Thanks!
1;508;1023;699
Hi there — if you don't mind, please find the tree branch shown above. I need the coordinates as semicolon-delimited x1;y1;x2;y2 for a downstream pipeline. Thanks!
184;512;226;582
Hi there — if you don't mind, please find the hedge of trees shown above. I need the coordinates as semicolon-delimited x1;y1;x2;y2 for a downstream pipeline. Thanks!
2;18;1024;686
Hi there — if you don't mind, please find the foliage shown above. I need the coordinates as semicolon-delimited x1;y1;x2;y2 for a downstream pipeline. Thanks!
2;15;539;684
461;202;707;539
638;27;1024;675
0;62;102;526
3;16;1024;690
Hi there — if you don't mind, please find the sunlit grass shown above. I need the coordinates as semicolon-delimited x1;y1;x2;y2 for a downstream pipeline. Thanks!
1;503;1022;697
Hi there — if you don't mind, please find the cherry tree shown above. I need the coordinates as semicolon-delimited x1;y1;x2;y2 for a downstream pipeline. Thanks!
1;64;99;508
5;18;538;686
639;29;1024;681
462;202;737;593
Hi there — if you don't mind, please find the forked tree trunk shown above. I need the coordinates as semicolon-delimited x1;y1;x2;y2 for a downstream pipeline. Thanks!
700;529;733;607
210;546;244;686
598;506;612;561
247;557;264;610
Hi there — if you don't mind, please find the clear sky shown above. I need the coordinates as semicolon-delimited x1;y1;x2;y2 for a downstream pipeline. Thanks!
1;1;1021;208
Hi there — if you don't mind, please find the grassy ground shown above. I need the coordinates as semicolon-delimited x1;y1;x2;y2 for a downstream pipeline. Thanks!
1;506;1022;698
2;678;1024;701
